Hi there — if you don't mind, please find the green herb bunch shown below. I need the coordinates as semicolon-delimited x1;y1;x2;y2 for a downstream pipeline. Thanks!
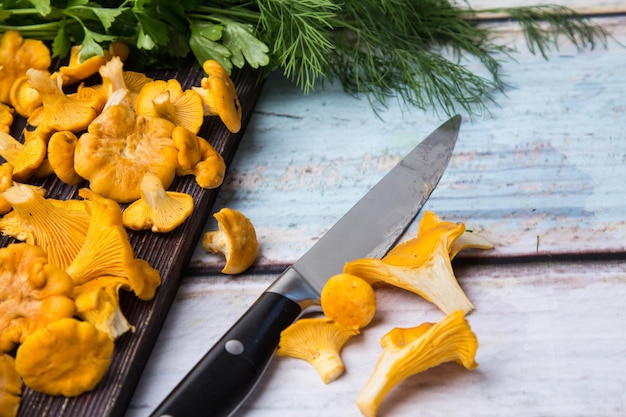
0;0;607;115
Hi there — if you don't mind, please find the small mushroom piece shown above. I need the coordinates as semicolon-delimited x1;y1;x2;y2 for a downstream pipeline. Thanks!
276;317;359;384
172;126;202;170
66;188;161;300
0;103;14;132
193;59;242;133
0;131;46;182
122;172;194;233
73;276;135;340
0;242;76;353
321;273;376;330
136;78;205;134
344;211;479;315
201;208;258;274
0;353;22;417
47;131;84;186
15;318;114;397
175;135;226;189
356;311;478;417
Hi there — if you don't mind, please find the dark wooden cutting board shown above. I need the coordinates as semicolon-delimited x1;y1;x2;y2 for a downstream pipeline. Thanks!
3;61;265;417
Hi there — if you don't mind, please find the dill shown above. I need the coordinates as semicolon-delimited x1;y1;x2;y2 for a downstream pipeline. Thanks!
0;0;608;115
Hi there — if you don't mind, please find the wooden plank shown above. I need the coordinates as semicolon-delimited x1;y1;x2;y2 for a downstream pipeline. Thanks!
466;0;626;15
6;63;264;416
187;15;626;275
129;259;626;416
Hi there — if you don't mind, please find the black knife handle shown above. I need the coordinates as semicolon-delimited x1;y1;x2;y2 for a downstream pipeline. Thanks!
150;291;302;417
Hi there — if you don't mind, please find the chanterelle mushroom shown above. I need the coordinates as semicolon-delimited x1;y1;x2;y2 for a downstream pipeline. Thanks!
0;353;22;417
201;208;259;274
15;318;114;397
277;273;376;384
26;69;106;134
0;243;76;353
356;310;478;417
122;171;194;233
0;131;46;182
0;103;14;132
0;182;91;270
136;78;205;134
344;211;492;315
0;31;51;105
73;94;179;203
73;276;135;340
276;317;358;384
175;134;226;189
193;59;242;133
66;188;161;300
47;130;84;186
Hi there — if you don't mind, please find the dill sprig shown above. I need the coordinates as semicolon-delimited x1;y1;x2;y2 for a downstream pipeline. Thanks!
0;0;609;115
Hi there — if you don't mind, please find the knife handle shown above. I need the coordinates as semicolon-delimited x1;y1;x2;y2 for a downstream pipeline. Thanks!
150;291;301;417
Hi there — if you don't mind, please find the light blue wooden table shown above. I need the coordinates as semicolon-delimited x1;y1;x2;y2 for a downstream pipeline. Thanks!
128;4;626;416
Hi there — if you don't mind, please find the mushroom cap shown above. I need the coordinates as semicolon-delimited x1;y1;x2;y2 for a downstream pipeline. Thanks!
200;60;242;133
176;136;226;189
0;242;76;353
0;131;46;182
136;79;205;134
276;317;358;384
0;353;22;416
15;318;114;397
74;103;179;203
47;131;84;186
321;273;376;330
73;276;135;340
9;74;42;118
122;171;194;233
0;31;51;104
0;102;15;132
201;208;258;274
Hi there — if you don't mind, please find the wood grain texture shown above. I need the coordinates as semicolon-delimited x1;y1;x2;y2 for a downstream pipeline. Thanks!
6;63;264;416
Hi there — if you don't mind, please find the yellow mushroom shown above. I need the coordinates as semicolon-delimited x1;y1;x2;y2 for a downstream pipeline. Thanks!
0;163;14;215
0;353;22;417
47;130;84;186
136;78;205;134
9;74;42;118
14;318;114;397
0;131;46;182
0;31;51;105
0;103;14;133
356;310;478;417
73;276;135;340
321;273;377;330
0;182;91;270
26;69;106;134
58;41;130;86
0;242;76;353
172;126;202;170
344;211;488;315
192;59;242;133
73;95;179;203
276;317;359;384
122;171;194;233
175;135;226;189
277;273;376;383
201;208;258;274
66;188;161;300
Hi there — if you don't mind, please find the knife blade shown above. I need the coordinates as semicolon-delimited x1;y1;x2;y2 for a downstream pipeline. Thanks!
150;114;461;417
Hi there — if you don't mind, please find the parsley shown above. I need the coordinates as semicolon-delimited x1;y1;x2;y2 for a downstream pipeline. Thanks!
0;0;607;115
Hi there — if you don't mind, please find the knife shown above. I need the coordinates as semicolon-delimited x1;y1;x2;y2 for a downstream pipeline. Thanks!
150;114;461;417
